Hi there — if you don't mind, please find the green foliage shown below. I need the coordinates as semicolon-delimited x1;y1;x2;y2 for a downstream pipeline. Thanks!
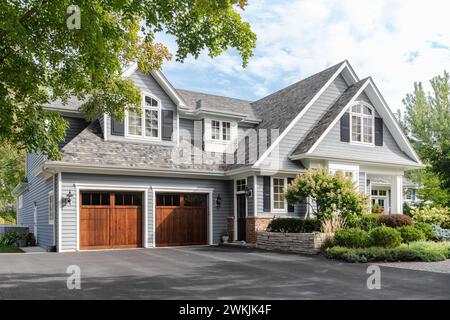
346;214;381;231
371;203;384;214
325;242;450;263
0;231;25;246
379;214;413;228
412;206;450;228
414;222;436;241
0;210;16;225
0;244;22;253
368;226;402;248
0;0;256;159
405;170;450;207
267;218;320;233
0;143;25;210
400;71;450;203
431;224;450;241
334;228;369;248
398;226;426;244
285;168;368;220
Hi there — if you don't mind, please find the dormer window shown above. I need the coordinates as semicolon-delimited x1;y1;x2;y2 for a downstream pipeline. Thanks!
350;103;374;145
211;120;231;141
126;93;161;140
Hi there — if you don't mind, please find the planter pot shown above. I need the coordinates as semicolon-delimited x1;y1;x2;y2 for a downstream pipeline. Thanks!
27;239;36;247
17;239;27;247
221;235;229;243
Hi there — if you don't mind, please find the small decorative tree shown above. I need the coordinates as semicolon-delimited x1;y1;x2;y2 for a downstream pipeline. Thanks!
285;168;368;220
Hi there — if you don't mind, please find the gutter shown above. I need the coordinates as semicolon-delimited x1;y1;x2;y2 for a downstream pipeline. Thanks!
12;182;30;197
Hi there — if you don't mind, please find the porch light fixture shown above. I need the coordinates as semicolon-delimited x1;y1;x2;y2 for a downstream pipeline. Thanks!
216;194;222;208
245;187;253;198
65;190;74;206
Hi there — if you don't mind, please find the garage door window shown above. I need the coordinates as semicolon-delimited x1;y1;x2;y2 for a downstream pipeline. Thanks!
115;193;142;206
184;194;206;207
157;194;180;206
82;192;110;206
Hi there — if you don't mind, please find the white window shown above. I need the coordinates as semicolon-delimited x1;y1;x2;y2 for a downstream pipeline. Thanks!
222;122;231;141
236;179;247;192
350;103;374;145
126;94;160;139
272;178;286;211
211;120;220;140
18;195;23;209
48;191;55;224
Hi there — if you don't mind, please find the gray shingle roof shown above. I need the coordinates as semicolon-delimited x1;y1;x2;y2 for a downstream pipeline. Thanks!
251;61;345;132
44;96;84;112
176;89;259;119
292;78;369;156
60;120;228;172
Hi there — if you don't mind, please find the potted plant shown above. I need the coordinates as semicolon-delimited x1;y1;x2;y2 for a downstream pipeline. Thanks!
221;231;229;243
16;232;27;247
26;233;36;247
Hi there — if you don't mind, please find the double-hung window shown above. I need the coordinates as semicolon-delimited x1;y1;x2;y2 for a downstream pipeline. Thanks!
211;120;231;142
350;103;374;144
127;94;160;139
272;178;286;211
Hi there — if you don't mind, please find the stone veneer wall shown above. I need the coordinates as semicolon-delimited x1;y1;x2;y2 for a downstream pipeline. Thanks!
246;217;272;243
256;232;330;254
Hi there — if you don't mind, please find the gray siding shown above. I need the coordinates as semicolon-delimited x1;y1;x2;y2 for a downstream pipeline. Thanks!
60;173;233;251
259;75;349;170
59;116;89;148
19;153;55;249
359;172;366;193
246;176;254;216
106;70;178;144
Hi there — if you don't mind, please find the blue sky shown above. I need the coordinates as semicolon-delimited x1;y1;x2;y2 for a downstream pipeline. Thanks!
156;0;450;112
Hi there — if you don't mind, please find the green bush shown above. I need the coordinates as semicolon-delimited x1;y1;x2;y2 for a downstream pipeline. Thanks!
0;231;25;246
432;224;450;241
398;226;426;244
334;228;369;248
379;214;413;228
368;226;402;248
412;206;450;229
325;242;450;263
267;218;320;233
346;214;381;231
414;222;436;241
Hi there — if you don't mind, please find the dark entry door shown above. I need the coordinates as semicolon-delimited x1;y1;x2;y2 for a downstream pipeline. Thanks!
236;194;246;241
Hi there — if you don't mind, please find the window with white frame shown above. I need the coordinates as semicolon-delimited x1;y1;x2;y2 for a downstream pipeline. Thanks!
18;195;23;209
236;179;247;192
273;178;286;211
48;191;55;224
211;120;231;142
350;103;374;144
127;95;160;139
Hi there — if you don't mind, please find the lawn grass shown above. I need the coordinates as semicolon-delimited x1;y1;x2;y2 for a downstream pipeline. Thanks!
0;244;23;253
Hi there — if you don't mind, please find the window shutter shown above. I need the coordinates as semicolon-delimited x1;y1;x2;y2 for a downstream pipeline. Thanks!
340;113;350;142
375;117;383;146
263;176;271;212
162;110;174;141
111;117;124;136
287;178;294;213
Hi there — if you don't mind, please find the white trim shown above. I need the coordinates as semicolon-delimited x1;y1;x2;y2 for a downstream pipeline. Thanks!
271;177;288;213
152;187;215;246
233;179;238;241
74;184;149;251
125;91;162;141
48;190;55;225
307;78;371;154
57;173;62;252
254;62;349;167
253;175;258;217
103;114;108;141
349;101;375;146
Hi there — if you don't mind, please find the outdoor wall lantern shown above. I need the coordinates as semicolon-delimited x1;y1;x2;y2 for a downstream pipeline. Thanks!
245;187;253;198
65;190;74;206
216;194;222;208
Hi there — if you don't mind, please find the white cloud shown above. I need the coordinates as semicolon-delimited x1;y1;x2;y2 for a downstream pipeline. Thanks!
158;0;450;111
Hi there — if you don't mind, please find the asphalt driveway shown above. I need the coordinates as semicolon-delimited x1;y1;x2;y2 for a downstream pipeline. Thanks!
0;246;449;299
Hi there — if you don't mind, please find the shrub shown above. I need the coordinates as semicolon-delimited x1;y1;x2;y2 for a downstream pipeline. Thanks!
414;222;436;241
371;203;384;214
0;231;25;246
334;228;369;248
267;218;320;233
368;226;402;248
398;226;425;244
432;224;450;241
346;214;381;231
320;215;346;233
412;206;450;229
325;242;450;263
0;210;16;225
379;214;413;228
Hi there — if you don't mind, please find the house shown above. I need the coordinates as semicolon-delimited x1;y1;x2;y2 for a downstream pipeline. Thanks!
13;60;423;252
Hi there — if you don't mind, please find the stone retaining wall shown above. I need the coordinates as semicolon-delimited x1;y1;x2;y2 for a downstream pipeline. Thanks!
256;231;332;255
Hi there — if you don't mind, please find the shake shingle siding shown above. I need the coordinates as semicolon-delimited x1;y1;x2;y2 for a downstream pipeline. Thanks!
259;75;349;170
60;173;233;251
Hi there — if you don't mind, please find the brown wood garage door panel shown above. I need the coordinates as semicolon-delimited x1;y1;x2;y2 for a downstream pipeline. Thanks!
156;194;207;247
110;207;142;248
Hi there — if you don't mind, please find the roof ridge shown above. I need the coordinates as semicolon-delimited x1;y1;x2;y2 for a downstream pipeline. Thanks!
175;88;252;103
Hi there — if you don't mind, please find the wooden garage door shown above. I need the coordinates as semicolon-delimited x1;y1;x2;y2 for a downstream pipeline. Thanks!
156;194;207;247
80;192;142;250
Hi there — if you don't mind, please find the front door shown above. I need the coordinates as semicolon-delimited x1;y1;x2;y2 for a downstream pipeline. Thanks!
236;194;246;241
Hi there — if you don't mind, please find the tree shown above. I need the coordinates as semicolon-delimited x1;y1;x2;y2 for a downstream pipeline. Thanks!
399;71;450;205
0;142;25;210
0;0;256;159
285;168;369;220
